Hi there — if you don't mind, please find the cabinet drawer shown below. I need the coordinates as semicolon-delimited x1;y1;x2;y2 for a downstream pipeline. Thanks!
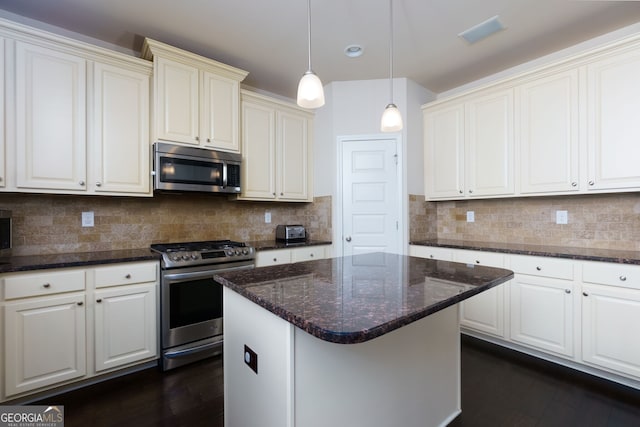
509;255;574;280
94;262;157;288
256;250;291;267
453;250;504;268
409;245;453;261
291;246;324;263
582;262;640;290
3;269;85;300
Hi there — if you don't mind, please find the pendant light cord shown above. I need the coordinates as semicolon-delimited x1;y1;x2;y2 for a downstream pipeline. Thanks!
307;0;312;71
389;0;394;104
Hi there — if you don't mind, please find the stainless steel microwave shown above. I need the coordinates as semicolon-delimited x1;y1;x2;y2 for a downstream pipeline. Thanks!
153;143;242;194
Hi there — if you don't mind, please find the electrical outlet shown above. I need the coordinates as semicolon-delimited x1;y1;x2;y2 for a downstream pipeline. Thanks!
244;345;258;374
556;210;568;225
82;211;94;227
467;211;475;223
264;212;271;224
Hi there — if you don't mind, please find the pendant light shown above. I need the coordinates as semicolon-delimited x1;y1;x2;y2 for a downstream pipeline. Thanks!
380;0;403;132
297;0;325;109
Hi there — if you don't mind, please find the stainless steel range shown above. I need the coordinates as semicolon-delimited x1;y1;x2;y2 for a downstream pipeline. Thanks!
151;240;255;370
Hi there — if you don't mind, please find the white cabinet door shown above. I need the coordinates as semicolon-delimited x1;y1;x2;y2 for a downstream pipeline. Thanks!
466;89;514;197
409;245;453;261
201;71;240;152
4;293;86;396
517;70;580;194
278;109;311;201
454;250;506;338
15;41;87;191
94;282;157;372
582;283;640;379
423;103;465;199
155;56;199;145
510;275;575;358
587;47;640;191
92;62;150;194
240;99;276;200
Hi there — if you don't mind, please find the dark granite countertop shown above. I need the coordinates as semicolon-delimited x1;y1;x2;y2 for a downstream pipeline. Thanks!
248;239;332;251
0;249;160;273
410;239;640;265
215;252;514;344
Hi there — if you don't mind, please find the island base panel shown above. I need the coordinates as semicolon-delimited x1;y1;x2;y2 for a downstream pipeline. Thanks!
294;305;461;427
224;286;462;427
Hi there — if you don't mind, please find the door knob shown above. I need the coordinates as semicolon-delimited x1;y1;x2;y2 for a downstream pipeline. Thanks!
345;236;352;242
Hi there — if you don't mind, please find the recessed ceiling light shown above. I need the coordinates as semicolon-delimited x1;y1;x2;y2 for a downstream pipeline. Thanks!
459;15;505;44
344;44;364;58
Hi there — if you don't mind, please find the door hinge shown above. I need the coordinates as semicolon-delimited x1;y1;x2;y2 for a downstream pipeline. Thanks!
393;154;398;165
396;220;399;230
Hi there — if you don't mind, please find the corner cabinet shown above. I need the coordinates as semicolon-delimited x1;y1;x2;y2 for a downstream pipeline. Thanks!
1;261;159;402
238;91;314;202
142;38;248;153
424;88;514;199
2;19;152;196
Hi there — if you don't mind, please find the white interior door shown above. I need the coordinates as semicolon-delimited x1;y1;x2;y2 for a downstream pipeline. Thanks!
342;138;401;256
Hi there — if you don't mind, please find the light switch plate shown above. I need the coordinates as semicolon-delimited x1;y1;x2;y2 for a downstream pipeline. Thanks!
265;212;271;224
467;211;475;223
82;211;94;227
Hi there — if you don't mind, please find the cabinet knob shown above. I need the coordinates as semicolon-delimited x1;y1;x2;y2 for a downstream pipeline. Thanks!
280;192;284;196
195;136;200;141
536;266;542;271
0;177;3;182
571;182;577;187
475;260;480;264
79;181;85;186
43;283;51;288
96;299;102;303
459;190;463;194
310;254;314;257
469;190;473;194
345;236;352;242
273;258;277;262
619;275;627;282
96;182;102;187
565;289;571;294
588;180;595;186
582;292;589;297
273;192;276;196
77;302;84;306
207;138;211;143
125;274;132;279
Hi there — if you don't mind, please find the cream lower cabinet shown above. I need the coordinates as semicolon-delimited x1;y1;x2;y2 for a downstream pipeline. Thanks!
508;255;577;358
453;249;507;338
3;269;87;397
1;261;159;402
255;245;329;268
239;90;313;202
581;262;640;380
93;262;158;373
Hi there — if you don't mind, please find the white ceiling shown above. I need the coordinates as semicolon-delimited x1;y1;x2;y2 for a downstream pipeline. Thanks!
1;0;640;100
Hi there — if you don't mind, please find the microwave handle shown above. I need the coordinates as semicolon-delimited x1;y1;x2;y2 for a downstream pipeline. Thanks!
222;161;228;189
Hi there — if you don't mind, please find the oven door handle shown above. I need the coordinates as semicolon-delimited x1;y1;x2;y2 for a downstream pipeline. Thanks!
163;264;253;282
164;340;222;359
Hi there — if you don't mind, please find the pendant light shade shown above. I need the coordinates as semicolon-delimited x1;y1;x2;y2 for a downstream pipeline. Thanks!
381;0;403;132
297;0;325;109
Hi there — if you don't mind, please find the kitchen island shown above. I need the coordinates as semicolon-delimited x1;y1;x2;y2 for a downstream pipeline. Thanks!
214;253;514;427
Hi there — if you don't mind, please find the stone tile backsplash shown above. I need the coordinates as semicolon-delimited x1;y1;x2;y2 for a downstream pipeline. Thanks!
1;193;332;256
410;193;640;251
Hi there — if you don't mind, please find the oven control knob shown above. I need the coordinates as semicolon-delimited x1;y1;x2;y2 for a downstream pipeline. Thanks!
226;250;234;256
191;253;198;260
235;250;241;255
242;249;249;255
182;254;190;260
170;255;180;262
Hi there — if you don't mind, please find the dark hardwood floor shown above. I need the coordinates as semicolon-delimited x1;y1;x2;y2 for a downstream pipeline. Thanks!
34;336;640;426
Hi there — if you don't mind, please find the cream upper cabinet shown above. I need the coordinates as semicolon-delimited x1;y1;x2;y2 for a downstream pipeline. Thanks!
517;69;581;194
586;46;640;191
466;89;515;197
91;61;150;194
3;20;152;197
239;91;313;202
423;103;464;198
142;38;247;153
423;89;514;200
15;40;87;192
